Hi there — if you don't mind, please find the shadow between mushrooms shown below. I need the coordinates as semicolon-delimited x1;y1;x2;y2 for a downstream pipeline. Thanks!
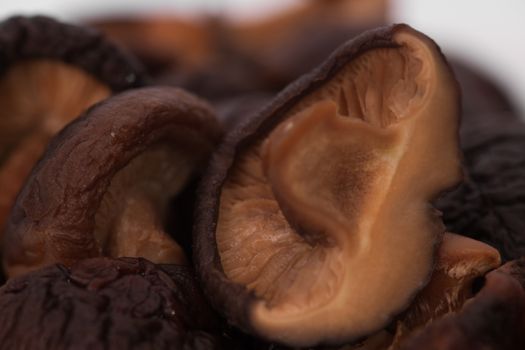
0;15;147;241
194;24;462;347
2;86;221;278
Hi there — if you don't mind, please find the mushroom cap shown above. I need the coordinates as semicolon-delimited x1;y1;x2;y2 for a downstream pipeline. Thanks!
194;24;462;347
0;15;149;251
3;86;221;278
0;257;230;349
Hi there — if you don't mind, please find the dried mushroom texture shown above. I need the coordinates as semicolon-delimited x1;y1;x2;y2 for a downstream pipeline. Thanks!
0;15;147;237
3;87;221;278
0;257;233;350
437;116;525;261
195;24;462;347
399;265;525;350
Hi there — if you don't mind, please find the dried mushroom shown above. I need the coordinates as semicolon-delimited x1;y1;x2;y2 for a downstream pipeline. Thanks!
3;87;221;278
0;257;232;349
437;116;525;261
195;24;462;346
0;15;146;239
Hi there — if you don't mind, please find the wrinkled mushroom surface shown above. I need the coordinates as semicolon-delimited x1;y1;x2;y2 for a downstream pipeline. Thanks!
437;116;525;261
195;24;462;347
3;87;221;278
0;257;232;350
0;15;147;237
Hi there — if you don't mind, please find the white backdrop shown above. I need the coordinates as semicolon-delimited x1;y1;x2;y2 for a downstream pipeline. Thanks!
0;0;523;114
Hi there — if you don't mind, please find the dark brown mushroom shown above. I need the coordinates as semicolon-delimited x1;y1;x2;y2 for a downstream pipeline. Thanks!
399;261;525;350
0;15;147;241
437;115;525;261
194;24;462;347
2;86;221;278
0;257;234;349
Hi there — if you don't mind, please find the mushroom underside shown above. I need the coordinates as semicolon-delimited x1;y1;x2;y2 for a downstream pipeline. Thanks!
215;28;461;346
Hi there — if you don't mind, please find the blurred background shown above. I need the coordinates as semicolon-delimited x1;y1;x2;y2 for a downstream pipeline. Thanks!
0;0;523;114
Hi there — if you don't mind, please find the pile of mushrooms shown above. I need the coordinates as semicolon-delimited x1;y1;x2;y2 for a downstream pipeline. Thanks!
1;5;525;350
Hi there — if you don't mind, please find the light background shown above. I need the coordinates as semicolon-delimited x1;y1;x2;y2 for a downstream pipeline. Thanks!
1;0;523;114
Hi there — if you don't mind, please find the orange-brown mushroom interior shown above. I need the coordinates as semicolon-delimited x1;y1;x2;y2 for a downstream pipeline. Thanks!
0;60;110;232
216;29;462;346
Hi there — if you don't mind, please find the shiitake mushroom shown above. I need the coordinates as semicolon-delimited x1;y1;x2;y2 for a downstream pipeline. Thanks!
1;12;522;350
2;87;221;278
0;15;147;241
194;24;462;347
0;257;233;349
